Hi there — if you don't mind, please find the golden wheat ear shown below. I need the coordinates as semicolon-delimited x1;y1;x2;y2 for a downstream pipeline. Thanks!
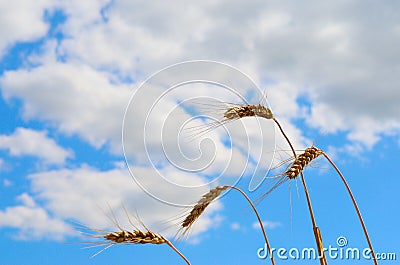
257;146;324;202
75;209;191;265
179;185;228;235
284;146;324;179
183;100;274;140
177;185;276;265
223;104;273;120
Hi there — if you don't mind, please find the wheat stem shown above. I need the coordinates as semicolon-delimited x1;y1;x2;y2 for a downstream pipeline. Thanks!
165;240;191;265
322;153;378;265
227;185;276;265
299;172;327;265
273;117;328;265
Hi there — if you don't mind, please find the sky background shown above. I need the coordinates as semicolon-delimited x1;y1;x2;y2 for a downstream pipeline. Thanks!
0;1;399;264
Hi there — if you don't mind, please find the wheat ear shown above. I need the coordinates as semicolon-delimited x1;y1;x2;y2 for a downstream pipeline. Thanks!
103;230;166;244
223;104;274;120
260;145;325;199
185;102;274;140
103;229;190;264
78;209;191;265
181;185;228;230
180;185;276;265
285;146;324;179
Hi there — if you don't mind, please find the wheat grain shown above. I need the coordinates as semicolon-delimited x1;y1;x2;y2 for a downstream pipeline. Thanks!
184;101;273;140
258;145;324;200
77;207;191;264
103;229;167;244
285;146;323;179
223;104;274;120
181;185;228;229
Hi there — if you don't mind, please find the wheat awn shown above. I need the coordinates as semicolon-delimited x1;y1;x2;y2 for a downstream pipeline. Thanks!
78;207;191;264
183;99;274;140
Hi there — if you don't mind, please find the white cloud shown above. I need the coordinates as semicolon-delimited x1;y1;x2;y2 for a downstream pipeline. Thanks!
3;179;13;187
60;0;112;32
230;222;240;230
0;127;73;165
252;220;282;230
0;0;54;58
1;0;400;243
1;56;268;190
0;193;74;241
2;0;398;153
307;102;347;134
58;0;216;75
27;165;223;239
1;61;132;151
17;193;36;208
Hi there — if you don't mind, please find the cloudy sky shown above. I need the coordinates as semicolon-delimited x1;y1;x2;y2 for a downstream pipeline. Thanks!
0;0;399;264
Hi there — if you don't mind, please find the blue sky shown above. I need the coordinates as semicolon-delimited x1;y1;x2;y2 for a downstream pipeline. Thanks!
0;1;399;264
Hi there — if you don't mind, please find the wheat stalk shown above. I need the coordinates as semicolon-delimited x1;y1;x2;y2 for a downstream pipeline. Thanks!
210;100;328;264
322;153;378;265
271;117;328;265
